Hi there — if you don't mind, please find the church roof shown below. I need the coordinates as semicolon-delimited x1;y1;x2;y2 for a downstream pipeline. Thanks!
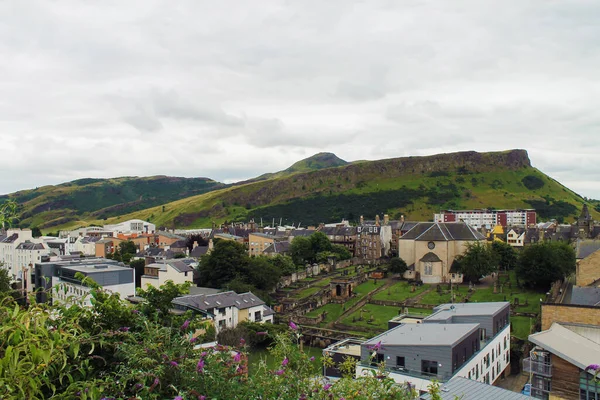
420;252;441;262
400;222;484;242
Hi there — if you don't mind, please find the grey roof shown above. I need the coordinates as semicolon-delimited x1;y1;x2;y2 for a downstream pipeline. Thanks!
249;232;285;240
166;260;194;273
190;246;209;258
529;322;600;371
135;247;163;257
16;241;46;250
426;302;509;323
1;233;18;243
158;231;186;240
173;291;266;311
188;287;223;296
288;229;316;237
420;376;530;400
319;226;357;236
263;241;291;254
170;240;188;249
400;222;484;241
363;322;479;347
569;287;600;306
576;239;600;259
420;252;441;262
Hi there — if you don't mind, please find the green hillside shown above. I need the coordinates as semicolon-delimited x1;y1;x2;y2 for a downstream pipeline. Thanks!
1;176;224;229
87;149;598;230
249;152;348;182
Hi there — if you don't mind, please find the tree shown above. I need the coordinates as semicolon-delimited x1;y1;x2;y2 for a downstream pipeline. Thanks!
244;256;282;291
198;240;249;288
119;240;138;256
310;231;332;254
31;227;42;238
269;254;297;276
389;258;408;275
289;236;315;265
516;241;576;289
137;280;191;320
129;259;146;288
491;241;518;271
331;244;352;261
456;242;498;283
0;267;13;295
0;200;18;229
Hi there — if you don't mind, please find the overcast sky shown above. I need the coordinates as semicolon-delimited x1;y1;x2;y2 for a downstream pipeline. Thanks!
2;1;599;198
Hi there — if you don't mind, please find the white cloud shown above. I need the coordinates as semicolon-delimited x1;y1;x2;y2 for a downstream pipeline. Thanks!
1;0;600;199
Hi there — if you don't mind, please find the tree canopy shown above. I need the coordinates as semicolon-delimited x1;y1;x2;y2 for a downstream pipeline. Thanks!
290;232;351;266
516;241;576;289
455;242;498;283
389;257;408;275
491;241;519;271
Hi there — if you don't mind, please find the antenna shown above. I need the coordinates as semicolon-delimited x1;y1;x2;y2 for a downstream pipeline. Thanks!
280;217;282;227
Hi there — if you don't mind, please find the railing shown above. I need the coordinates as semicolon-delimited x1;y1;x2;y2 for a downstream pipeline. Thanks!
358;362;452;382
522;358;552;377
531;387;550;399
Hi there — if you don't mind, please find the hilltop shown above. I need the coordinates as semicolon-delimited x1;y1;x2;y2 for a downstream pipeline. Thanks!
87;149;597;230
249;152;348;182
1;176;224;229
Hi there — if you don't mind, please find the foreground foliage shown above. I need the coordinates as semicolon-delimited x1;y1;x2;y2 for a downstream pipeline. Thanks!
0;284;426;399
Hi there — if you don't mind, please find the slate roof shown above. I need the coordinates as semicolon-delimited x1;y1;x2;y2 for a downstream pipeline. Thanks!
319;226;358;236
16;241;46;250
1;233;18;243
288;229;315;237
576;239;600;259
569;287;600;306
170;240;188;249
134;247;163;257
420;252;441;262
250;232;286;240
419;376;530;400
166;260;195;273
400;222;484;241
263;241;291;254
173;291;268;311
190;246;209;258
158;231;186;240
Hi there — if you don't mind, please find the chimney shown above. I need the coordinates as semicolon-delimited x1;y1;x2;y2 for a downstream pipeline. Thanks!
193;241;198;249
375;215;380;226
318;223;325;230
401;215;405;223
360;215;364;225
384;214;389;225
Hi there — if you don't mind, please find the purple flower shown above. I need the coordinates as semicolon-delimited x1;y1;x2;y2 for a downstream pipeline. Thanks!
233;352;242;363
240;337;246;345
174;397;183;400
274;369;285;375
368;341;382;351
180;319;190;330
118;326;130;332
289;321;298;330
201;351;207;357
198;396;206;400
281;357;289;367
134;383;143;391
190;337;198;343
323;383;332;391
197;358;205;373
587;364;600;371
132;309;140;314
310;356;315;362
170;361;179;367
256;331;268;336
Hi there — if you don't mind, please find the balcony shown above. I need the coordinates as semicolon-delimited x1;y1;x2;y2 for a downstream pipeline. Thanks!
358;362;453;383
522;358;552;377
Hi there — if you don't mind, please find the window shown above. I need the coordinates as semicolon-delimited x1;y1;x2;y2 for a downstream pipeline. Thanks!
421;360;438;376
218;307;226;315
580;371;600;399
424;262;433;275
254;311;262;322
396;356;405;368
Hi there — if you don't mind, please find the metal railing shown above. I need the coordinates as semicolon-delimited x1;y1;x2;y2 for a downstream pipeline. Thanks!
522;357;552;377
358;362;453;382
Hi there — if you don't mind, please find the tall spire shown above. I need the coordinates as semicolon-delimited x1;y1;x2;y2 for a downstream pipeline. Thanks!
580;204;592;222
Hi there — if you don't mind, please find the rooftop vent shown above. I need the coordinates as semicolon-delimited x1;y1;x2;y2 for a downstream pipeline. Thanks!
94;265;108;269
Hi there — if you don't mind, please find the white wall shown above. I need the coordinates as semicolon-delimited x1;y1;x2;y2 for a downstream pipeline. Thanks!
51;278;135;307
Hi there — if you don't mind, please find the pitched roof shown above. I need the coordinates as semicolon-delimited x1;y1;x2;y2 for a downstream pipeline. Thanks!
419;376;530;400
576;239;600;259
16;241;46;250
0;233;18;243
400;222;484;241
263;241;291;254
190;246;209;258
173;291;267;311
170;240;188;248
569;287;600;306
158;231;186;240
166;260;195;273
319;226;358;236
529;322;600;371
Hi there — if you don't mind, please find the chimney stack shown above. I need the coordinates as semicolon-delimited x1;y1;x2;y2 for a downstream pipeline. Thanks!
375;215;380;226
401;215;405;223
384;214;389;225
360;215;364;225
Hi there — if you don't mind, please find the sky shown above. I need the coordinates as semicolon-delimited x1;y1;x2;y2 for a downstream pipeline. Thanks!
1;1;600;198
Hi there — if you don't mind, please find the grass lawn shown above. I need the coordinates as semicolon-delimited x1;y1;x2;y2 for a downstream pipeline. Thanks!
305;303;345;324
294;286;321;299
340;304;402;332
315;278;332;287
352;280;382;296
511;316;534;340
372;281;429;302
419;284;469;305
468;287;543;314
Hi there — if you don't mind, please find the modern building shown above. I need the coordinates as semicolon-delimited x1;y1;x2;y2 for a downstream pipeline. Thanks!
103;219;156;235
172;291;274;332
141;260;195;289
419;376;530;399
344;302;511;396
34;257;135;306
434;209;536;229
398;222;485;284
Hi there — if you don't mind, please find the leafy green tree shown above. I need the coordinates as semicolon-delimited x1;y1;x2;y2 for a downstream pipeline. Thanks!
245;256;282;291
389;257;408;275
269;254;297;275
331;244;352;260
456;242;498;283
119;240;138;256
198;240;249;288
517;241;576;289
310;231;332;253
31;227;42;238
491;241;519;271
289;236;315;265
0;267;13;295
137;280;191;320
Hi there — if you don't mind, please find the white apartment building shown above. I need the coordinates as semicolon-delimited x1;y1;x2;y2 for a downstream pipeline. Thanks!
103;219;156;235
434;209;536;229
141;260;194;289
0;229;45;279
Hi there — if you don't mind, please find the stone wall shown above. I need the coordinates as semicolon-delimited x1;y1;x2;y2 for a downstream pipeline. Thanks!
541;303;600;330
576;248;600;286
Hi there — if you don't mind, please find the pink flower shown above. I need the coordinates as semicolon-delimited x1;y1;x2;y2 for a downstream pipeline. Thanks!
197;358;205;373
180;319;190;330
174;396;183;400
240;337;246;345
233;352;242;363
119;326;130;332
587;364;600;371
190;337;198;343
201;352;207;357
256;331;268;336
281;357;289;367
198;396;206;400
274;369;285;375
310;356;315;362
170;361;179;367
323;383;332;391
289;321;298;330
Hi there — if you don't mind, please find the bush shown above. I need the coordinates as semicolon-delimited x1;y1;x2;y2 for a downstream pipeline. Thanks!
521;175;545;190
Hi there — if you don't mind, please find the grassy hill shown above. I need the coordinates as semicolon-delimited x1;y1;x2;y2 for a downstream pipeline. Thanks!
248;152;348;183
1;176;224;229
82;149;598;230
